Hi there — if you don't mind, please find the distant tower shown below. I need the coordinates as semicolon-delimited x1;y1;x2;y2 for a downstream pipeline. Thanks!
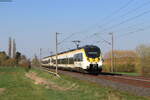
13;39;16;58
8;37;12;58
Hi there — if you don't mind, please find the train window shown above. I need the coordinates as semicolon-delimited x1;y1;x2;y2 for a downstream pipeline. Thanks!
50;57;74;64
52;59;54;62
51;59;56;64
69;57;74;64
73;55;77;61
60;58;68;64
58;59;60;64
61;59;64;64
74;54;79;61
78;53;83;61
74;53;83;62
84;46;101;58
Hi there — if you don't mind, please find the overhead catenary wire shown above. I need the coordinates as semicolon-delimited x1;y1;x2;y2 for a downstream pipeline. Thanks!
89;9;150;39
96;0;150;30
58;0;135;46
82;1;150;44
116;25;150;39
113;21;146;32
82;0;150;44
98;0;135;28
92;25;150;45
58;1;150;52
102;9;150;32
120;0;150;18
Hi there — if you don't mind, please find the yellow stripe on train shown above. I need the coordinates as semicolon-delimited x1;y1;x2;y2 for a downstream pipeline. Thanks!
88;58;100;63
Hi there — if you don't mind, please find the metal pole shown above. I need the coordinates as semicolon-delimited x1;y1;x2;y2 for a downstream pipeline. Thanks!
56;32;58;74
111;33;114;72
112;33;114;72
40;48;42;67
40;48;42;61
109;33;114;72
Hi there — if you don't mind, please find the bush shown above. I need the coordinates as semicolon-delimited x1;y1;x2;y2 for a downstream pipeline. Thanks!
136;44;150;77
31;55;40;67
2;59;17;67
104;50;139;73
19;59;31;72
102;65;111;72
19;60;30;68
114;64;135;72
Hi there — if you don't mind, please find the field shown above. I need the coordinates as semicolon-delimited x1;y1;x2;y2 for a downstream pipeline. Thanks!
0;67;149;100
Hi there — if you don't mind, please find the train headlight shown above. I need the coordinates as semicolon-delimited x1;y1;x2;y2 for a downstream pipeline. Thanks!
95;58;99;62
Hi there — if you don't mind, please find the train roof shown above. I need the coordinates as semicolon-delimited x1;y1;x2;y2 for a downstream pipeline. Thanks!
43;45;100;59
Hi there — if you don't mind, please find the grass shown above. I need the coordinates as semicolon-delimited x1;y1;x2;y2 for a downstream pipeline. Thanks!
112;72;140;76
0;67;149;100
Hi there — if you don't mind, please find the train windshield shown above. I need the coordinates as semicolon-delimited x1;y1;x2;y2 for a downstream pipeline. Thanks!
84;46;101;58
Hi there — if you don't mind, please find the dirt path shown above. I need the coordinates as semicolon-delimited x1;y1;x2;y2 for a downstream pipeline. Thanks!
25;72;77;91
0;88;5;94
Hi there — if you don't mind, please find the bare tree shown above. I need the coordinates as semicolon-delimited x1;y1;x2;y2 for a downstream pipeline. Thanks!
136;44;150;76
13;39;16;58
104;50;138;72
8;37;12;58
31;54;40;67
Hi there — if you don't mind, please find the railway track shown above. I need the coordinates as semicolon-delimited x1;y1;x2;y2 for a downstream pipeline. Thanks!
39;67;150;96
42;67;150;88
114;76;150;82
97;74;150;88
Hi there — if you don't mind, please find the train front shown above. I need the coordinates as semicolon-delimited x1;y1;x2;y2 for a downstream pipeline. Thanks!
84;45;103;74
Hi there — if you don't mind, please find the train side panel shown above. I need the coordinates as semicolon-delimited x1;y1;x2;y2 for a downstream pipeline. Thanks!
42;45;103;73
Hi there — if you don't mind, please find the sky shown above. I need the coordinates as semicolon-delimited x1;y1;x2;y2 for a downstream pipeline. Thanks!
0;0;150;58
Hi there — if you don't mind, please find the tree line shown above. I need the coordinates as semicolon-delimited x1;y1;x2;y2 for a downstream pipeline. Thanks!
0;51;29;67
104;44;150;77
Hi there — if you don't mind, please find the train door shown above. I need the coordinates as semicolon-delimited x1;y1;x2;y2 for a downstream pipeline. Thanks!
73;53;83;68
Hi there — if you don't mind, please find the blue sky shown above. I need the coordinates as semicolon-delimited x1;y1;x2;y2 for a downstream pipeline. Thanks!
0;0;150;58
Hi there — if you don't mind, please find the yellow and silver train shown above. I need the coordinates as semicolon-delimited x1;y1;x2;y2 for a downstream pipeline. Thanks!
42;45;103;74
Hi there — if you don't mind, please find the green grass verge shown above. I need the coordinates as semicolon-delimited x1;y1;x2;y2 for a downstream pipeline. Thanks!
112;72;140;76
0;67;149;100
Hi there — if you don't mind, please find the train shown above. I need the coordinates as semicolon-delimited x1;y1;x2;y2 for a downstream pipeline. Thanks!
41;45;103;74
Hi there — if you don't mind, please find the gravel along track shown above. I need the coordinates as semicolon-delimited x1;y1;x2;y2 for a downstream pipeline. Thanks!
97;75;150;88
50;69;150;97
